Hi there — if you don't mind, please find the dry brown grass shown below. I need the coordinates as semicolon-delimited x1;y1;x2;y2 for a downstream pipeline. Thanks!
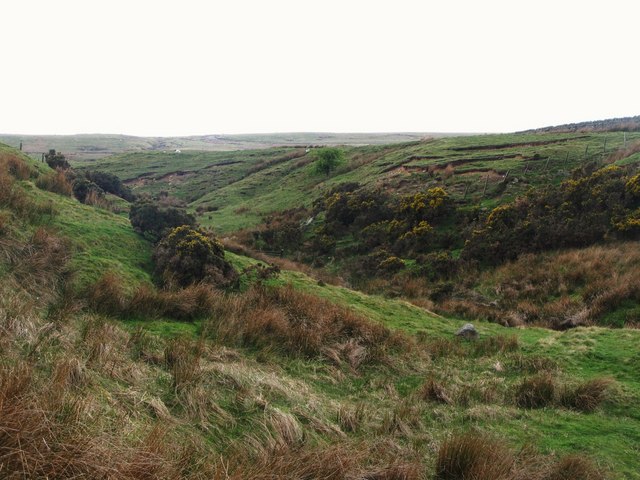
85;271;128;316
473;334;519;355
205;284;410;367
419;376;452;404
458;243;640;328
36;169;74;196
515;373;557;409
164;336;204;391
0;152;33;180
84;189;112;209
86;274;222;322
546;454;605;480
560;377;614;413
606;140;640;163
337;402;367;433
435;431;515;480
508;353;558;373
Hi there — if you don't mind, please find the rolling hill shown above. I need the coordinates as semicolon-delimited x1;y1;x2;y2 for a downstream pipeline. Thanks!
2;124;640;478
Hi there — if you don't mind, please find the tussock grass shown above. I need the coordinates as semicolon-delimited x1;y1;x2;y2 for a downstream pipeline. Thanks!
85;273;221;322
204;284;411;367
434;431;608;480
36;168;74;196
164;336;203;390
560;378;614;413
435;431;515;480
337;402;367;433
471;244;640;328
515;373;557;409
547;455;605;480
0;151;34;180
420;376;452;404
507;353;558;373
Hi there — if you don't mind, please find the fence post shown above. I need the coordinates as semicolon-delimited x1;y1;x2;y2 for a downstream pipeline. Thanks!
482;175;489;196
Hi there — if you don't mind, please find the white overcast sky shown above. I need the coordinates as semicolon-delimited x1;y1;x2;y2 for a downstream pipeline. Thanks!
1;0;638;136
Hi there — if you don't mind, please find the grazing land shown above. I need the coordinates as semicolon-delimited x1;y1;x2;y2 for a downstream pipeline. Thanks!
2;119;640;478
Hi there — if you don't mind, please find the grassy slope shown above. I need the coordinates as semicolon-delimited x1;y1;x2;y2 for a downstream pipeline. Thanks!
3;142;640;476
1;144;152;287
225;252;640;477
72;131;640;233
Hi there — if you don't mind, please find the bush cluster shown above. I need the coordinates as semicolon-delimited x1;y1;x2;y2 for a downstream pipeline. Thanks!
129;198;196;242
153;225;237;288
463;165;640;264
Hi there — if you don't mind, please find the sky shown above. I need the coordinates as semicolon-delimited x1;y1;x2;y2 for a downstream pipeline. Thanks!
1;0;638;136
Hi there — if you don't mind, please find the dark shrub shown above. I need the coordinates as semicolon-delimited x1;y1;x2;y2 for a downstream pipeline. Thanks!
463;165;635;264
44;149;70;170
85;171;135;201
129;198;196;242
153;225;237;288
72;178;105;204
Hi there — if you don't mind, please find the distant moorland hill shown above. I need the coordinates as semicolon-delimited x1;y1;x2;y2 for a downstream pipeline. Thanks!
519;115;640;134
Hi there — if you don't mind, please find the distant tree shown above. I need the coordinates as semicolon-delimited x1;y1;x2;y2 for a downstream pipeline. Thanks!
129;198;196;242
313;148;344;176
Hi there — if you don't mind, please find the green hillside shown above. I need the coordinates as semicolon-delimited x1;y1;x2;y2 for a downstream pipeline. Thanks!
2;136;640;478
71;131;640;233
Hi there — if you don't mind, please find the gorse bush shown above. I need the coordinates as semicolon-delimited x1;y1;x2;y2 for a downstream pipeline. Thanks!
463;164;640;264
44;149;70;170
85;170;135;201
153;225;237;288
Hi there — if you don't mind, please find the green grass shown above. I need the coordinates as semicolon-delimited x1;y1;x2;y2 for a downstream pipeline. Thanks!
78;131;640;235
6;160;154;289
223;249;640;476
5;139;640;477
